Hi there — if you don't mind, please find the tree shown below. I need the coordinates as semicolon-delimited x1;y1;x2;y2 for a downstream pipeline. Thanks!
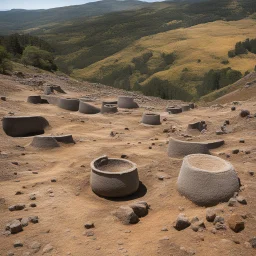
0;46;12;74
21;46;57;71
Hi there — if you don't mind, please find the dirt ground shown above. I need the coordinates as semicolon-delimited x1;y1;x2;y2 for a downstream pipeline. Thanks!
0;72;255;256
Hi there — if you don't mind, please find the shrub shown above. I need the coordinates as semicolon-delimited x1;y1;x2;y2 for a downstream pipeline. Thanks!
21;46;57;71
228;50;236;58
162;52;176;65
221;60;229;65
0;46;12;74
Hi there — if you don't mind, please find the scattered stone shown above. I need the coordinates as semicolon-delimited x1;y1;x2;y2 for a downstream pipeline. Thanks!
216;130;224;135
7;251;14;256
29;216;39;224
51;178;57;182
11;162;19;166
42;243;54;254
30;194;36;200
84;231;94;237
228;198;237;207
191;220;206;232
161;227;168;231
248;170;254;176
213;216;225;224
30;203;37;208
173;214;191;231
225;120;230;125
239;139;245;143
240;110;250;118
6;220;23;234
15;191;24;195
110;131;116;137
129;202;148;218
206;208;216;222
0;96;6;101
30;241;41;253
21;218;29;227
249;237;256;248
14;240;23;248
245;150;251;155
215;223;227;231
231;106;236;111
232;149;239;154
163;128;170;133
228;214;245;233
236;196;247;205
121;155;128;159
113;206;139;225
9;204;25;211
84;222;95;229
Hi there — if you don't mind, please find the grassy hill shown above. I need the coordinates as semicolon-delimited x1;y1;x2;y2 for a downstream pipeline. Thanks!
73;18;256;100
0;0;148;35
1;0;256;101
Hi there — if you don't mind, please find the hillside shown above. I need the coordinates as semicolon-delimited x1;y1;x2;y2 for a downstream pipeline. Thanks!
73;18;256;100
0;0;256;101
0;0;148;35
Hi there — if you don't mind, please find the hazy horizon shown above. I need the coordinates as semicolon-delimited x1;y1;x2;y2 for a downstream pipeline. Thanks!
0;0;164;11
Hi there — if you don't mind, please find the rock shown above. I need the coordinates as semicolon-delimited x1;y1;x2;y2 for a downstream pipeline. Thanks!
161;227;168;231
228;214;245;233
245;150;251;154
213;216;224;224
113;206;139;225
29;216;39;224
215;223;227;231
206;208;216;222
7;220;23;234
83;231;94;237
216;130;224;135
84;222;94;229
30;203;37;207
15;191;24;195
232;149;239;154
163;128;170;133
121;155;128;159
129;203;148;218
240;110;250;117
249;237;256;248
248;170;254;176
225;120;230;125
0;96;6;101
21;218;29;227
9;204;25;211
14;240;23;247
228;197;237;206
231;106;236;111
7;251;14;256
42;243;54;254
11;162;19;166
30;241;41;253
51;178;57;182
30;194;36;200
236;196;247;205
239;139;245;143
173;214;191;231
191;220;206;232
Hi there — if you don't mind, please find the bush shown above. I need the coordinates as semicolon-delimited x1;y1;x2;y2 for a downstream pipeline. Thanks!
0;46;12;74
21;46;57;71
162;52;176;65
221;60;229;65
228;50;236;58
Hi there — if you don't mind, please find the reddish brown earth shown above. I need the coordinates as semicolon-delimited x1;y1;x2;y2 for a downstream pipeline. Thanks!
0;72;255;256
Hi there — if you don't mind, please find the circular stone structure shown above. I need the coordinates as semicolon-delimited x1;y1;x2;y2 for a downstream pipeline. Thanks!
41;95;59;106
90;156;139;197
79;101;100;114
166;106;182;114
181;105;190;112
177;154;240;206
58;98;79;111
101;104;118;114
2;116;49;137
53;135;75;144
117;96;139;109
168;138;210;158
27;96;42;104
102;100;118;107
142;113;161;125
30;136;60;149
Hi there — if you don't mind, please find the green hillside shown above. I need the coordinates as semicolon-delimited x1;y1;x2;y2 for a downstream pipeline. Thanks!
0;0;148;35
0;0;256;101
